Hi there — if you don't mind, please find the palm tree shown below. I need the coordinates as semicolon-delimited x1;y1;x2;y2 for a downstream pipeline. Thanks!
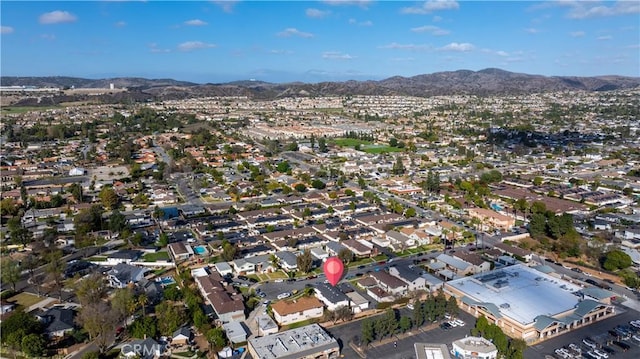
137;293;148;316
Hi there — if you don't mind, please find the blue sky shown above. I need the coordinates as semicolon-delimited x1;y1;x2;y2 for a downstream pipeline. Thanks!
1;1;639;83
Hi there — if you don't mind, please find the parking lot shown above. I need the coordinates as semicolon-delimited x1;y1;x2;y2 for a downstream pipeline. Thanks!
526;308;640;359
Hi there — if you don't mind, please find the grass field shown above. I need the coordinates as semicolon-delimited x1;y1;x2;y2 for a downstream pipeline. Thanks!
331;138;372;147
0;106;60;114
143;251;170;262
8;292;43;308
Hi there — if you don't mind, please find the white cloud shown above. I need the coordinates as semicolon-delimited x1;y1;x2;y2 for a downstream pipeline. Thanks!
496;50;509;57
525;27;540;34
597;35;613;40
185;19;208;26
177;41;216;52
401;0;459;15
391;57;415;62
115;21;126;27
570;31;585;37
565;1;640;19
277;28;314;38
348;18;373;26
212;0;240;13
322;51;354;60
627;44;640;49
41;33;56;41
149;43;171;53
39;10;77;24
269;49;294;54
1;26;14;34
306;8;331;18
439;42;474;52
379;42;431;51
432;15;443;22
411;25;450;36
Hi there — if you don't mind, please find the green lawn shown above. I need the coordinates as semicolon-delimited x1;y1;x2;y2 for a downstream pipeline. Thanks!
331;138;373;147
143;251;170;262
8;292;43;308
282;318;321;330
0;106;61;114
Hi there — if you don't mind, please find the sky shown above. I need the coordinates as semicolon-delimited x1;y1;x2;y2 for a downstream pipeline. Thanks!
1;0;639;83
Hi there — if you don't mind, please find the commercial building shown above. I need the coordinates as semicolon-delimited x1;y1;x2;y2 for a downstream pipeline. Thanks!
248;323;340;359
414;343;451;359
451;336;498;359
445;264;616;344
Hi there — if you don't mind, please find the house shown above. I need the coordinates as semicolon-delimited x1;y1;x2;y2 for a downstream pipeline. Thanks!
271;296;324;326
345;291;370;313
232;258;256;275
222;321;248;344
36;307;76;338
389;265;428;292
367;286;395;303
314;283;351;311
168;242;194;261
275;251;298;272
431;253;474;277
493;242;533;262
121;338;163;359
172;327;193;346
213;262;233;277
386;230;417;251
255;314;279;336
468;208;515;231
0;301;16;315
194;270;245;323
325;241;347;256
106;250;142;265
107;263;148;288
370;271;409;296
342;239;373;257
138;278;163;304
452;252;491;274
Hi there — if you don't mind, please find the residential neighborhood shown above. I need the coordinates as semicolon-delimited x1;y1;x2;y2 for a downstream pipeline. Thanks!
1;86;640;359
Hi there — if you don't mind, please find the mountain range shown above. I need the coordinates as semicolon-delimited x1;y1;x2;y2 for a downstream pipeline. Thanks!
2;69;639;104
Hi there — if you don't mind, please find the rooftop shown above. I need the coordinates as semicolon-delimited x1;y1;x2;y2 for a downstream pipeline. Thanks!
248;323;339;359
447;264;583;325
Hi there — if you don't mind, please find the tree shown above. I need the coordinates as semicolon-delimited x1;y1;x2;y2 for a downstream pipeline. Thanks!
130;316;157;339
389;138;398;147
404;207;417;218
1;258;21;291
603;250;632;271
296;249;313;273
76;301;118;353
112;288;137;327
99;187;119;210
221;241;238;261
294;183;307;192
392;155;405;175
338;248;354;265
45;251;66;299
137;293;149;315
399;316;412;333
109;209;128;233
75;273;107;305
154;302;187;336
206;327;227;350
0;309;42;349
318;137;327;152
21;333;46;357
311;179;326;189
361;319;374;346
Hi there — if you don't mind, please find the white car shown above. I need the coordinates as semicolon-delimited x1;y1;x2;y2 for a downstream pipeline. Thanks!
632;334;640;342
583;339;597;349
568;343;581;354
630;320;640;329
448;321;459;327
554;348;571;359
593;349;609;359
452;319;465;326
407;303;414;310
277;292;291;300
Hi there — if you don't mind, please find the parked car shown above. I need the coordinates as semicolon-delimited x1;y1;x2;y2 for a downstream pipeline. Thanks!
612;341;629;351
238;275;249;281
452;319;465;326
583;338;597;349
593;349;608;358
277;292;291;300
439;322;452;330
568;343;581;354
407;303;414;310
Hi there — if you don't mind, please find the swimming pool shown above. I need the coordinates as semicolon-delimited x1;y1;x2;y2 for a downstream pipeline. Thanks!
156;276;175;286
194;246;208;255
490;203;503;211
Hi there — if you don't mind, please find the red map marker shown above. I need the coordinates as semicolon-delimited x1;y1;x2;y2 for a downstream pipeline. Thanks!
323;257;344;286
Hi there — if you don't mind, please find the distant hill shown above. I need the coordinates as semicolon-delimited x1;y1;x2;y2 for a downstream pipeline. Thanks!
2;69;639;103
